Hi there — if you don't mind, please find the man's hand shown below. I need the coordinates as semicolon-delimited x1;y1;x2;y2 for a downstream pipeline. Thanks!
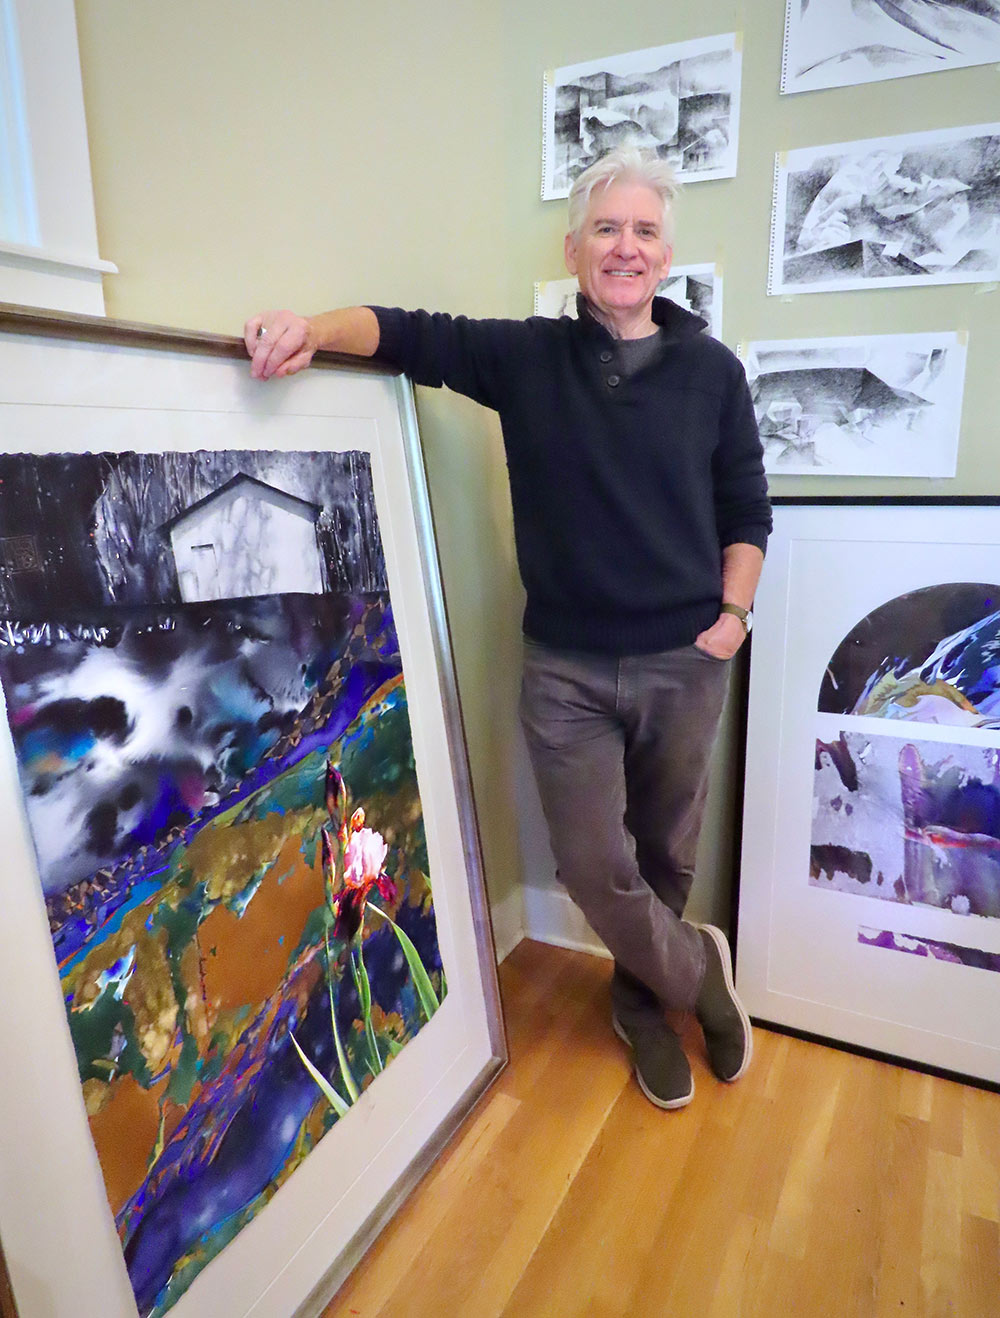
694;610;746;661
243;306;381;379
244;310;317;381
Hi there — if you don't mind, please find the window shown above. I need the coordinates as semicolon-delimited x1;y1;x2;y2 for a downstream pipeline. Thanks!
0;0;115;314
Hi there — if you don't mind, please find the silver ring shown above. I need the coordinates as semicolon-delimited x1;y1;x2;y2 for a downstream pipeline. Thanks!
257;325;268;339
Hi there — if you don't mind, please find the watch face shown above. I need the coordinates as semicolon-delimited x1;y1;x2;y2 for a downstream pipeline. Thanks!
745;610;753;634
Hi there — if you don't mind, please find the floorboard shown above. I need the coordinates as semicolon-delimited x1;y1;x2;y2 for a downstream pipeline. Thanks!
324;940;1000;1318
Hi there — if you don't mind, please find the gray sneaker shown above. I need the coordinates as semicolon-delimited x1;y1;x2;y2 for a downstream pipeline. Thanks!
612;1013;694;1110
694;924;752;1082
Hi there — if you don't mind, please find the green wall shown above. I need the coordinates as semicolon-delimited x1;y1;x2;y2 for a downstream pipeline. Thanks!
74;0;1000;936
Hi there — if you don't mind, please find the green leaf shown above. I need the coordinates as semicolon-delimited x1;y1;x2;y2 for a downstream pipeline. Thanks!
289;1029;350;1117
367;903;439;1021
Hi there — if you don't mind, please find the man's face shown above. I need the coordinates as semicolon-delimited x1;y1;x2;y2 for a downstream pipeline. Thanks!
564;180;672;326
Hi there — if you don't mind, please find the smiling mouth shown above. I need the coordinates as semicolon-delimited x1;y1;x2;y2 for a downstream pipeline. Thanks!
605;270;640;278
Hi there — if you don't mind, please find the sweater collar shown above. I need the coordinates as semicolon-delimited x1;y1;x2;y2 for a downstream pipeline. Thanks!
574;292;707;341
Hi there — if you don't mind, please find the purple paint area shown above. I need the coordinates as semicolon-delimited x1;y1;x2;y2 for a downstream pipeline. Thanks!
54;667;440;1316
812;731;1000;917
859;925;1000;973
122;904;443;1315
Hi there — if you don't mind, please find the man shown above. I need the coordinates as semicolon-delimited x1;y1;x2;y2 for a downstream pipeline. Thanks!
245;146;771;1110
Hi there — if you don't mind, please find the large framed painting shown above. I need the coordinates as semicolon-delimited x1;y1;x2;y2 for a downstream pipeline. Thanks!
737;498;1000;1087
0;305;506;1318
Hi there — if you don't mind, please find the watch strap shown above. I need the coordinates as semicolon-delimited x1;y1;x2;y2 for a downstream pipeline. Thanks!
720;602;750;636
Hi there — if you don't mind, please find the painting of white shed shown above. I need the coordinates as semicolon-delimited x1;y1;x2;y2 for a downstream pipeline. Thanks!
165;473;325;602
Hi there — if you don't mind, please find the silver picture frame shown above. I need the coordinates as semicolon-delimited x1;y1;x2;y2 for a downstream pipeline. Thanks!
0;304;507;1318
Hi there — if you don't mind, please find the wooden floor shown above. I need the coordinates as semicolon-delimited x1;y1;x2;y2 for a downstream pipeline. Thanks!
324;939;1000;1318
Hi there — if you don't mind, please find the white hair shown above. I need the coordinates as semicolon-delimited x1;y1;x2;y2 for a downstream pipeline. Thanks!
567;145;679;244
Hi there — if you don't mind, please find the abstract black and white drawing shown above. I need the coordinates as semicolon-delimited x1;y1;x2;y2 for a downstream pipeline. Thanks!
534;263;723;339
769;123;1000;294
541;34;742;199
741;332;967;476
782;0;1000;94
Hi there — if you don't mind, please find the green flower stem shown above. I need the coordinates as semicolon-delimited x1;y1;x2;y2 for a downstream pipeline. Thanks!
366;902;440;1022
325;929;360;1103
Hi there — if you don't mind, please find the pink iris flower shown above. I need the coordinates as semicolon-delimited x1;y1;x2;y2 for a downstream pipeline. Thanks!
343;827;389;890
323;801;398;941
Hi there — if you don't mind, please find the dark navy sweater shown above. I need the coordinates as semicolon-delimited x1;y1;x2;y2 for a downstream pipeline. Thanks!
370;296;771;655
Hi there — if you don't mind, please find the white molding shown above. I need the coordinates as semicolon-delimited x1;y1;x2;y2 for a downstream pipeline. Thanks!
522;883;611;959
488;883;525;964
0;0;112;312
0;238;116;275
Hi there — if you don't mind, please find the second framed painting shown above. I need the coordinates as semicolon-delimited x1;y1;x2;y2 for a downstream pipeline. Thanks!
737;499;1000;1086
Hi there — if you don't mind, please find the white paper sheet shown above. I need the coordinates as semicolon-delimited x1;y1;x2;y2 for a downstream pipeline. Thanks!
769;123;1000;294
782;0;1000;94
534;262;724;339
739;331;967;475
541;34;742;199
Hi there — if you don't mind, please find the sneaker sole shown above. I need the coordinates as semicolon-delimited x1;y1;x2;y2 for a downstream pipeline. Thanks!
696;923;753;1082
611;1014;694;1110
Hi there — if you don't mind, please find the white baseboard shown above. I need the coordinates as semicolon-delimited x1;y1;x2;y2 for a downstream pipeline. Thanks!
487;882;616;964
521;883;611;960
488;884;526;964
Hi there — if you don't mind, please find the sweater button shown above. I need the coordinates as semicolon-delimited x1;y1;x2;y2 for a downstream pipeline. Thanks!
607;374;621;387
600;350;613;363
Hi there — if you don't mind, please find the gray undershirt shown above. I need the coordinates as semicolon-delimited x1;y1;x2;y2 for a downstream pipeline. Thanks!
615;328;665;377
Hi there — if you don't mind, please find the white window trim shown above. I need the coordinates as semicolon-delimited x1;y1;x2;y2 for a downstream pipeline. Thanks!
0;0;116;314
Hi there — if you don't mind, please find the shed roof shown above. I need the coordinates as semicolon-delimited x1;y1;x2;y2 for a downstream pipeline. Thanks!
161;473;322;535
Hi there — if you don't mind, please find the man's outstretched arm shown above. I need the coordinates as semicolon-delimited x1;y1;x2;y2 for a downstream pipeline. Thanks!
243;307;381;380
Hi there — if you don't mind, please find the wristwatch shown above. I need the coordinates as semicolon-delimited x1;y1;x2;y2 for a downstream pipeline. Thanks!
720;603;753;636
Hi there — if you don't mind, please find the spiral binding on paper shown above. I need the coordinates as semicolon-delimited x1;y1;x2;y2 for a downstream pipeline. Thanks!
767;153;784;296
541;70;554;200
780;0;794;94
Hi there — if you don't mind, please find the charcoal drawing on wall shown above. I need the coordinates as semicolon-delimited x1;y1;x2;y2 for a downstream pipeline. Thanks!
782;0;1000;93
534;264;723;339
742;332;966;476
542;34;741;199
770;124;1000;294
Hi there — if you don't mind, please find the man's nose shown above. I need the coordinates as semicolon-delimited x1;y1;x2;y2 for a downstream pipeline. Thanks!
614;224;639;256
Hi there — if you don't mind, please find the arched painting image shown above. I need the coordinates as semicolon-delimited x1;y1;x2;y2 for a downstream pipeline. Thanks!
811;583;1000;917
0;449;446;1317
819;582;1000;726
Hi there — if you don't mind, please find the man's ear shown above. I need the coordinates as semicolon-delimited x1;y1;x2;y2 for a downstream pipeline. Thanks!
564;231;579;276
660;246;674;281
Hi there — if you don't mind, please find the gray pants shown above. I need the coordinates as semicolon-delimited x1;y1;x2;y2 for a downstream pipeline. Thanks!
519;639;732;1016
